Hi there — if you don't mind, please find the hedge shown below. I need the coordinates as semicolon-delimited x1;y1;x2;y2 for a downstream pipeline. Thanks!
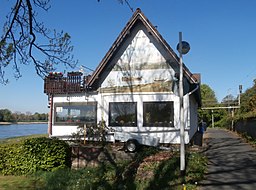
0;137;71;175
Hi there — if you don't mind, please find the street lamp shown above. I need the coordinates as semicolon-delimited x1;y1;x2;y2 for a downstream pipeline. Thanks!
176;32;190;175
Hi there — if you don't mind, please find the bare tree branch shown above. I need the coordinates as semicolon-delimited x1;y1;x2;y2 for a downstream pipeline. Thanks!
0;0;77;84
118;0;133;12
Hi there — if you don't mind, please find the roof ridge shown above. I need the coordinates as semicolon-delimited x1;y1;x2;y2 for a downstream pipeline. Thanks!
88;9;198;87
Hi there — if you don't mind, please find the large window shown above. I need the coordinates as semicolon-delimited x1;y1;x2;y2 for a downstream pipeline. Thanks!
109;102;137;126
143;101;174;127
54;102;97;125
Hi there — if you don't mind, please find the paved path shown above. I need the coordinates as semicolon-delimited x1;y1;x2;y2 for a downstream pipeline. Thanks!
199;128;256;190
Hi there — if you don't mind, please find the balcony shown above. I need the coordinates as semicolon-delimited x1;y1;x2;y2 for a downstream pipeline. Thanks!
44;72;90;95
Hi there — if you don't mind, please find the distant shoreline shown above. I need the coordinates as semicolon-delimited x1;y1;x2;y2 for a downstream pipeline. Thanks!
0;121;48;125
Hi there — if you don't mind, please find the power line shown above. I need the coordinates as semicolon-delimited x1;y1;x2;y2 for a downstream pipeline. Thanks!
80;65;94;72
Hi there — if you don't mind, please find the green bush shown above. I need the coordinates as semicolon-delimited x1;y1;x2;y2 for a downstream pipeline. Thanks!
0;143;25;175
0;137;71;175
0;143;22;175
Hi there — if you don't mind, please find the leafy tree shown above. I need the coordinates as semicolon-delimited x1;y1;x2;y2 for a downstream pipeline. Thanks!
40;113;48;120
199;84;224;127
0;0;77;84
32;112;48;121
0;109;13;122
33;112;41;121
200;84;218;107
0;109;48;122
239;79;256;115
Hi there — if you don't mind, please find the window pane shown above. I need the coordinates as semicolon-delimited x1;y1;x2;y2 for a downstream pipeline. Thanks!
143;101;174;127
109;102;137;126
55;103;97;125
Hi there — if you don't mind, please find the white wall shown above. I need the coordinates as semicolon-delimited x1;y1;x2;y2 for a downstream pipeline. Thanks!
49;24;198;144
50;91;195;144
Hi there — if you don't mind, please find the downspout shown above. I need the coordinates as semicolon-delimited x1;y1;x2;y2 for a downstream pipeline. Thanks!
48;94;53;137
186;84;199;96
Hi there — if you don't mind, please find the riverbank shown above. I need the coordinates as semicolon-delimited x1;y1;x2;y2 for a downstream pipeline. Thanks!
0;121;48;125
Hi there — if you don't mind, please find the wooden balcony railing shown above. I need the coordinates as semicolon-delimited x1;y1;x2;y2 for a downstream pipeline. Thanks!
44;72;88;95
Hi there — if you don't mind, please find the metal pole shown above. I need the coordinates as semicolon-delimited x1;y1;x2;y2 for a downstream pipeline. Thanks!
179;32;185;174
48;94;53;136
231;108;234;131
239;85;242;107
211;110;214;128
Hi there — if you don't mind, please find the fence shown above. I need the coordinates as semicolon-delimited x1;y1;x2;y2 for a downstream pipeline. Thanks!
234;118;256;139
44;72;87;95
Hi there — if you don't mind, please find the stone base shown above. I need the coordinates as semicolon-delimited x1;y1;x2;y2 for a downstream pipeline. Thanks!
71;143;135;169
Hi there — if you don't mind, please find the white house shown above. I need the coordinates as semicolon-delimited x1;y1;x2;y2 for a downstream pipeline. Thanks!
44;8;201;150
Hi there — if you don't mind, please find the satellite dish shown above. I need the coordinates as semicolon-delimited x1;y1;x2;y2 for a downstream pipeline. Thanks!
176;41;190;55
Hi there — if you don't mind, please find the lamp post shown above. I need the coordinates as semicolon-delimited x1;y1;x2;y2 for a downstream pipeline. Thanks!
177;32;190;175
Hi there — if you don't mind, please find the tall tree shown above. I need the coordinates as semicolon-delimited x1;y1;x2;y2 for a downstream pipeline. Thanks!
200;84;218;107
240;79;256;114
199;84;221;126
0;0;77;84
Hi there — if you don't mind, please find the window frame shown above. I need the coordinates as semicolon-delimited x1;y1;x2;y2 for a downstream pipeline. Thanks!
54;102;97;126
143;101;174;127
109;102;137;127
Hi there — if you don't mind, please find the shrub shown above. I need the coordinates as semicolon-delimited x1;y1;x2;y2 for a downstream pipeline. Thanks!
0;143;22;175
186;152;207;183
0;137;71;175
22;137;72;172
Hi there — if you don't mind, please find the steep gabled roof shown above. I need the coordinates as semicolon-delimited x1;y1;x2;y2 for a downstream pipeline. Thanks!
88;8;198;88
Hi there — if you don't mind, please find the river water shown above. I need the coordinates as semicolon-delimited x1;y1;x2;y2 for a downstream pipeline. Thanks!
0;123;48;139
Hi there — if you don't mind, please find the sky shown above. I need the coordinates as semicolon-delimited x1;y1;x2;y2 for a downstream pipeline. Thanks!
1;0;256;114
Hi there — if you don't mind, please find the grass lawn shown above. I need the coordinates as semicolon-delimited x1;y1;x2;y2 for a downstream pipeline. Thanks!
0;175;44;190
